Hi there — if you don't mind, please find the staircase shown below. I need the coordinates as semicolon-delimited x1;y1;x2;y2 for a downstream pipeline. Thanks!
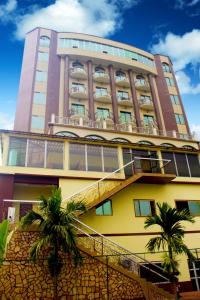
72;217;175;299
63;157;175;210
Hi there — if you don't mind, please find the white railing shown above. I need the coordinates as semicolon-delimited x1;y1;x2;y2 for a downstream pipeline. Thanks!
50;114;195;140
72;217;170;284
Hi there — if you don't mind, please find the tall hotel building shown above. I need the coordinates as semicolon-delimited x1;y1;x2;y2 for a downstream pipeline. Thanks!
1;27;200;294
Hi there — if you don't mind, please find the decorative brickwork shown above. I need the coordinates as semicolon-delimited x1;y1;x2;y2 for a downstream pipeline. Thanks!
0;230;174;299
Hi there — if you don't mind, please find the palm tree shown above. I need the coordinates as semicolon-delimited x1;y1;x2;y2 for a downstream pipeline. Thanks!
144;202;195;282
0;219;9;265
21;188;86;279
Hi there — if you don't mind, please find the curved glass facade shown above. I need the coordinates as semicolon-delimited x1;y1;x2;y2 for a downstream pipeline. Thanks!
59;38;154;67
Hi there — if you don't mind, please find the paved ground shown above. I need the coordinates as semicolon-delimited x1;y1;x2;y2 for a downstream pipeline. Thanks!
179;291;200;299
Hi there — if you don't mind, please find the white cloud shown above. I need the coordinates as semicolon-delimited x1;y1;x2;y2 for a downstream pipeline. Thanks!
175;0;200;9
0;0;141;39
151;29;200;95
0;0;17;18
0;112;14;130
191;124;200;140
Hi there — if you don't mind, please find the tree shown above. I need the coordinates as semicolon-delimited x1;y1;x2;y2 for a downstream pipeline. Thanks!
21;188;86;278
0;219;9;265
144;202;195;282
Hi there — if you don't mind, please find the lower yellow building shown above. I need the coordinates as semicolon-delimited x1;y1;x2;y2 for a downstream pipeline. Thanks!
0;128;200;293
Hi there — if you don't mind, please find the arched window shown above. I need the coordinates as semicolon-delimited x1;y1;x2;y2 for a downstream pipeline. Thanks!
111;138;130;143
160;143;175;148
72;61;83;68
136;75;145;85
182;145;195;150
55;131;79;138
162;62;170;73
138;140;154;146
85;135;106;141
95;66;105;74
39;36;50;47
116;70;126;80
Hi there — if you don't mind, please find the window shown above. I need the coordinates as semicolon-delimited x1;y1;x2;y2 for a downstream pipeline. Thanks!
58;38;154;67
96;200;112;215
31;116;45;129
136;75;146;85
39;36;50;47
170;94;179;105
161;151;200;177
143;115;154;125
33;92;46;105
116;70;126;80
96;108;110;119
162;62;170;73
69;143;119;172
176;200;200;216
38;52;49;62
175;113;185;125
95;66;105;74
71;82;85;92
188;260;200;291
140;95;152;104
36;71;47;82
96;87;108;96
20;203;33;219
71;104;85;116
117;91;129;100
165;77;174;86
134;200;155;217
27;139;45;168
7;138;64;169
7;137;27;166
120;111;132;123
72;61;83;68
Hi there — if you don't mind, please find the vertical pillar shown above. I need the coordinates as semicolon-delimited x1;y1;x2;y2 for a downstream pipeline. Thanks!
87;60;95;121
108;65;119;124
148;74;163;131
0;175;14;221
128;70;142;127
64;55;70;117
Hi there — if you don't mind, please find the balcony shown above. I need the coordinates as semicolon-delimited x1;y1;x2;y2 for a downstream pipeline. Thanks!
70;108;88;120
93;72;110;83
115;76;130;87
118;96;133;107
135;80;150;92
70;86;87;99
139;98;154;110
70;67;87;79
94;92;112;103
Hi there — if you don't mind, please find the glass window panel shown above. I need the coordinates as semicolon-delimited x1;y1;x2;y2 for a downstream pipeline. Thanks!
161;152;177;175
103;147;119;172
176;201;189;212
188;201;200;216
27;139;45;168
8;137;27;166
31;116;45;129
96;108;109;119
134;200;140;216
39;36;50;47
120;111;131;123
175;153;190;176
36;71;47;82
187;154;200;177
87;145;102;172
69;143;86;170
38;52;49;62
103;200;112;215
96;205;103;215
46;141;63;169
123;148;133;177
33;92;46;104
71;104;85;115
140;200;151;216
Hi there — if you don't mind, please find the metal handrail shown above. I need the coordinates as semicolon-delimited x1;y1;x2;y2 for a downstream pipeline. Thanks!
63;157;170;203
72;217;170;282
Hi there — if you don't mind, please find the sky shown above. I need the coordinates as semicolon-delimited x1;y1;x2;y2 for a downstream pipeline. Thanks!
0;0;200;137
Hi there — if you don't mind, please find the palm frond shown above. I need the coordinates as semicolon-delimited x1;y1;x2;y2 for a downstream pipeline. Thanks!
30;235;53;261
146;236;165;252
21;210;44;229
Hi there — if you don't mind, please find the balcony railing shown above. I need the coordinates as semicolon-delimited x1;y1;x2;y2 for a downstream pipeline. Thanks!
117;96;133;107
139;98;154;110
69;108;88;119
50;114;196;140
135;80;150;92
94;91;112;103
70;86;87;99
70;67;87;79
93;72;110;83
115;76;130;87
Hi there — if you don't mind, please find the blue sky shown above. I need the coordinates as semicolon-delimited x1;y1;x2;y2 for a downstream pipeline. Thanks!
0;0;200;137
